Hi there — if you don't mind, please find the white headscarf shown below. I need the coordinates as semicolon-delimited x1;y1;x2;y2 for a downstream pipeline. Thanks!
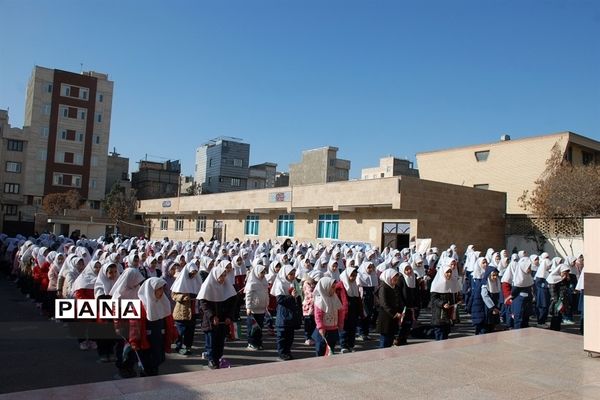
266;261;281;284
357;261;378;287
472;257;487;280
513;257;534;288
313;277;342;316
575;269;584;291
170;261;203;294
399;262;416;289
430;263;460;293
483;267;501;294
138;277;171;321
324;260;340;281
244;264;268;293
197;260;236;302
380;269;399;288
546;263;570;285
411;255;426;278
110;268;145;300
71;260;101;293
339;265;359;297
94;262;119;298
270;264;296;296
534;256;553;279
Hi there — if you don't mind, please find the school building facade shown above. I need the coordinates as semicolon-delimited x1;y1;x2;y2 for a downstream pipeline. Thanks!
137;176;506;252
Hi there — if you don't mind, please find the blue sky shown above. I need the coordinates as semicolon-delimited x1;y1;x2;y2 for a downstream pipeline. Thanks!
1;0;599;178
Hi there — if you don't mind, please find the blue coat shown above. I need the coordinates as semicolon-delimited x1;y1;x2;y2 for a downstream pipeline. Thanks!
470;277;486;325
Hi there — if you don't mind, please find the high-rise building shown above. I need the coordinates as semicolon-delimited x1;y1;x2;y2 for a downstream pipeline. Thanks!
195;137;250;193
23;66;113;210
361;156;419;180
289;146;350;186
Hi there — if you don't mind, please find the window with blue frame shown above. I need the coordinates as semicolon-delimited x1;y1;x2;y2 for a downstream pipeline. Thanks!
277;214;295;237
317;214;339;239
245;215;259;236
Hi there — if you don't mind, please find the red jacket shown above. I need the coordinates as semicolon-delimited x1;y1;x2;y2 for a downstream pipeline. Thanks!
129;306;176;352
501;282;513;305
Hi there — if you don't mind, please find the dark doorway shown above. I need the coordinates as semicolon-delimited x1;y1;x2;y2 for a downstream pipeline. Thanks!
381;222;411;250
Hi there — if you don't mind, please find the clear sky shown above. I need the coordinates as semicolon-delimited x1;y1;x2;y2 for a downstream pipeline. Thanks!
1;0;599;178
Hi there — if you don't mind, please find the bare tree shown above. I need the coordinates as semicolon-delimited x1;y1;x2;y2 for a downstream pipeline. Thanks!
42;190;81;215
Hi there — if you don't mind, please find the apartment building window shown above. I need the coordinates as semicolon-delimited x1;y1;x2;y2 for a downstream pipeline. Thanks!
41;127;49;138
329;159;335;166
81;89;88;100
317;214;339;240
5;162;22;173
46;84;53;93
74;176;81;188
231;178;241;187
91;156;98;167
277;214;295;237
474;150;490;162
7;140;23;152
160;217;169;231
209;159;213;167
473;184;489;190
582;151;595;166
245;215;259;236
63;86;71;97
96;113;102;123
196;216;207;233
75;154;83;165
175;218;184;231
89;200;101;209
77;132;84;142
94;135;100;144
4;183;20;194
90;179;97;189
98;93;104;102
43;104;51;115
233;158;243;167
80;110;86;120
3;204;18;216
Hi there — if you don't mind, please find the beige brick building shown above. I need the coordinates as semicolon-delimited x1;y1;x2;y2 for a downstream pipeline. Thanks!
361;156;419;180
416;132;600;214
289;146;350;186
137;176;506;252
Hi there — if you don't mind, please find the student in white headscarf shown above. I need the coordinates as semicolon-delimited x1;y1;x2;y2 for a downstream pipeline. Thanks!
430;261;462;341
324;259;341;281
546;264;572;332
244;263;269;351
480;266;502;333
534;255;553;326
197;260;237;369
337;264;361;353
271;265;301;361
93;262;120;363
131;277;175;376
171;260;203;356
312;277;344;356
70;259;102;351
377;269;402;348
357;260;378;341
510;257;534;330
110;267;145;379
396;262;419;345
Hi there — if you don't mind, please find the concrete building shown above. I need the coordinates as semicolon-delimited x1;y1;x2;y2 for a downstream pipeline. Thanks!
289;146;350;186
416;132;600;214
195;137;250;194
131;160;181;200
362;156;419;180
247;162;277;190
137;176;506;251
180;175;195;195
105;150;130;194
275;172;290;187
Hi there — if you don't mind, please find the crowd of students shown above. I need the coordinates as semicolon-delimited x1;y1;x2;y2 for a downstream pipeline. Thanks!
0;233;585;377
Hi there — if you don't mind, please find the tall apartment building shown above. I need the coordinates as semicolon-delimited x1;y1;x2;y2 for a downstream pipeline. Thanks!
0;66;113;235
247;162;277;190
131;160;181;200
361;156;419;180
195;137;250;193
23;66;113;208
289;146;350;186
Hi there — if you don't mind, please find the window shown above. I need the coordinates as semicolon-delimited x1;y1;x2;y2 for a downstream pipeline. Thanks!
231;178;241;187
61;107;68;117
233;158;243;167
77;132;84;142
582;151;595;166
277;214;295;237
81;90;88;100
75;154;83;165
91;156;98;167
74;176;81;188
5;162;22;173
160;217;169;231
4;183;20;194
53;174;63;185
96;113;102;123
94;135;100;144
63;152;74;163
90;179;97;189
46;84;53;93
474;150;490;162
473;184;489;190
195;216;207;232
209;159;213;167
7;140;23;152
175;218;184;231
338;170;347;179
43;104;51;115
317;214;339;239
3;204;17;216
80;110;86;120
386;166;391;173
63;86;71;97
380;173;384;178
38;150;47;161
41;127;49;138
98;93;104;102
245;215;259;236
89;200;100;209
329;159;335;166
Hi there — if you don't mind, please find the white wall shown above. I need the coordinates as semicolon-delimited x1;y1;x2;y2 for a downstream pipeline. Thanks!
506;235;584;258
